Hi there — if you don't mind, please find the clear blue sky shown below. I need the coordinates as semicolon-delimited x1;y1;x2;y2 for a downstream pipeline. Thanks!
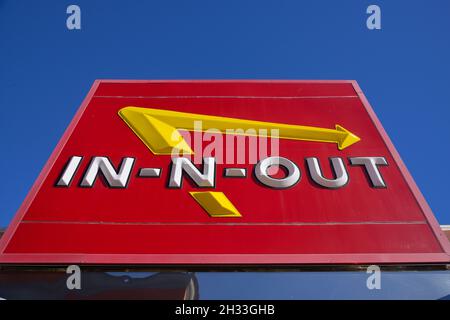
1;0;449;227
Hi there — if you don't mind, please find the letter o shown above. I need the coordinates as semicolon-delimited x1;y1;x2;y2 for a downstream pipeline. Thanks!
254;156;301;189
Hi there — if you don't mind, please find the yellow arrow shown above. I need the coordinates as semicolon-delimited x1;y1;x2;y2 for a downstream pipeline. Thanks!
118;106;360;155
190;191;242;218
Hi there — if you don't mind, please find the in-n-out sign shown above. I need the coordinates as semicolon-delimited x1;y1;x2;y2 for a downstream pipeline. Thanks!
0;80;449;265
56;105;387;216
58;155;388;190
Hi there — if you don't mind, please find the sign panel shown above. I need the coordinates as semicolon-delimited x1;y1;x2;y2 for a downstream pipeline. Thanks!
0;80;449;264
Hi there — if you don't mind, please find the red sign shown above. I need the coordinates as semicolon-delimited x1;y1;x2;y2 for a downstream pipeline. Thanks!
0;80;449;265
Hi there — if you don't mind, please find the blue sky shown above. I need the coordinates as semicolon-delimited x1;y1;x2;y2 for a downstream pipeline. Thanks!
0;0;449;227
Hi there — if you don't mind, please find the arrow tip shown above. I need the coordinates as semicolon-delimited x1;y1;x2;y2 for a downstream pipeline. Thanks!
335;125;361;150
